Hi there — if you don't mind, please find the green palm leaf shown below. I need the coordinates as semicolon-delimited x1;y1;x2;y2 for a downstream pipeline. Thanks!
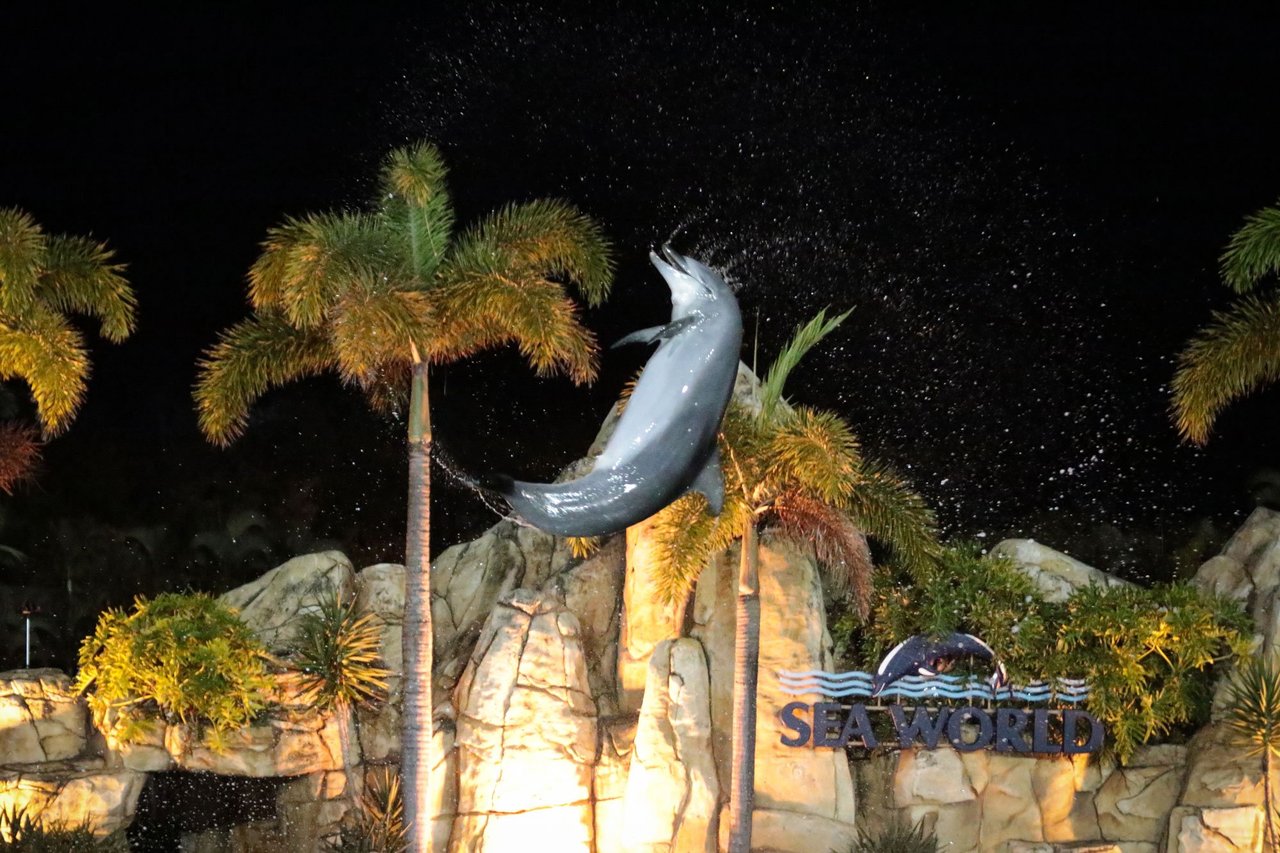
248;212;400;327
843;456;941;575
765;406;862;505
194;313;332;445
1222;202;1280;294
329;288;430;386
0;207;46;315
1172;293;1280;444
380;141;455;281
0;305;89;436
41;235;136;342
449;199;614;307
758;307;851;420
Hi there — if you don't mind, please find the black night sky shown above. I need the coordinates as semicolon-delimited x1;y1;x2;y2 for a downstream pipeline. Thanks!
4;4;1280;667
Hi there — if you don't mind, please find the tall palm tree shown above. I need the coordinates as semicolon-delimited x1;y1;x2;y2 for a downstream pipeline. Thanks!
1173;200;1280;444
1222;655;1280;849
194;142;613;852
0;206;136;436
648;310;940;853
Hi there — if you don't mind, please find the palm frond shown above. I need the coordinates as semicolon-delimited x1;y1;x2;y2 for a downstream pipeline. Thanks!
41;235;136;342
0;421;41;494
648;489;753;604
0;305;90;436
194;313;333;445
379;141;455;281
1172;294;1280;444
1222;655;1280;758
758;307;851;421
433;273;599;382
448;199;614;307
329;288;429;386
1222;202;1280;294
764;406;862;505
843;456;941;577
768;491;873;618
247;212;399;326
0;207;47;316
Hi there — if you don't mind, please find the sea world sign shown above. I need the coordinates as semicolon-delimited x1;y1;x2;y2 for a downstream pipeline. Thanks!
777;632;1105;755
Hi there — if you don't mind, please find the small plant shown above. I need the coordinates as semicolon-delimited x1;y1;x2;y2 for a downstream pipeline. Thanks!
1221;654;1280;850
75;592;272;747
835;543;1252;762
846;816;938;853
292;592;390;712
325;767;406;853
0;804;130;851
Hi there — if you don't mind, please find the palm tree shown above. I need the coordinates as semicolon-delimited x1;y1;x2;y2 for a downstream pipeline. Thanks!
0;206;136;437
648;310;940;853
194;142;613;852
1173;200;1280;444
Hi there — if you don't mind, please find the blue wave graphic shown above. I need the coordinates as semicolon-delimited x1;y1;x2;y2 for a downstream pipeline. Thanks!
777;670;1090;704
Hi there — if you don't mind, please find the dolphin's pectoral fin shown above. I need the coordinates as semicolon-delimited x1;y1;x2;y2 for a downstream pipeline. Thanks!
610;316;696;349
688;446;725;515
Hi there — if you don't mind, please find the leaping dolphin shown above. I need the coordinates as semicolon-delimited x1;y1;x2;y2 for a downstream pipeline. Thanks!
496;245;743;537
871;633;1009;697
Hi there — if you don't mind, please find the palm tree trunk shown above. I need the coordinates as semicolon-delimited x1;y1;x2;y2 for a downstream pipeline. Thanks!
402;360;434;853
728;520;760;853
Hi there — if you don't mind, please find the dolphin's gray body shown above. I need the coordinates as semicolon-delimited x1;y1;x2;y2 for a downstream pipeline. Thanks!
499;246;742;537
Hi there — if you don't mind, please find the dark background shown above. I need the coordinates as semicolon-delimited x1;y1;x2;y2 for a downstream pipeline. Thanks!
3;3;1280;670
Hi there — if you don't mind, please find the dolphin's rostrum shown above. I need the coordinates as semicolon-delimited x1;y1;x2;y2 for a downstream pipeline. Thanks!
496;245;742;537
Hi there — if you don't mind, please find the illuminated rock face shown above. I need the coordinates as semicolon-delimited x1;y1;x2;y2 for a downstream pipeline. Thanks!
0;669;86;764
218;550;356;652
449;590;598;853
0;761;145;836
620;638;719;852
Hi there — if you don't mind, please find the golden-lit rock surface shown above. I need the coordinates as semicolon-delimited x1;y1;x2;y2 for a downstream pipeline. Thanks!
620;638;719;853
449;589;597;853
218;550;356;653
0;669;86;764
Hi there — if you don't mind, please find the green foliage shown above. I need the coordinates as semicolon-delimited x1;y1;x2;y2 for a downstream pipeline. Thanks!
75;592;272;747
1173;199;1280;444
838;544;1252;762
846;816;938;853
195;140;614;445
1221;654;1280;847
647;311;940;611
0;207;135;436
325;768;406;853
1223;654;1280;759
758;307;852;422
293;592;391;712
0;804;130;851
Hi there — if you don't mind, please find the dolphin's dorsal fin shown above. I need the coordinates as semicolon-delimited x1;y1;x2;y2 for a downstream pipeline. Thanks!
611;316;696;349
688;445;725;515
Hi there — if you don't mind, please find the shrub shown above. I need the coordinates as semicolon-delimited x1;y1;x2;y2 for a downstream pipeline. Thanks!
75;592;272;748
834;543;1252;762
846;817;938;853
0;804;130;851
325;767;406;853
292;592;390;712
1220;655;1280;849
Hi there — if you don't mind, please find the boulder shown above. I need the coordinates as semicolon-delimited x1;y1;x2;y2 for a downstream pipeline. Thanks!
981;755;1042;850
0;669;87;765
593;717;635;853
1167;805;1264;852
689;537;857;830
0;758;145;836
1093;762;1184;842
990;539;1132;603
620;638;719;853
219;551;355;652
449;590;597;853
542;535;626;714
